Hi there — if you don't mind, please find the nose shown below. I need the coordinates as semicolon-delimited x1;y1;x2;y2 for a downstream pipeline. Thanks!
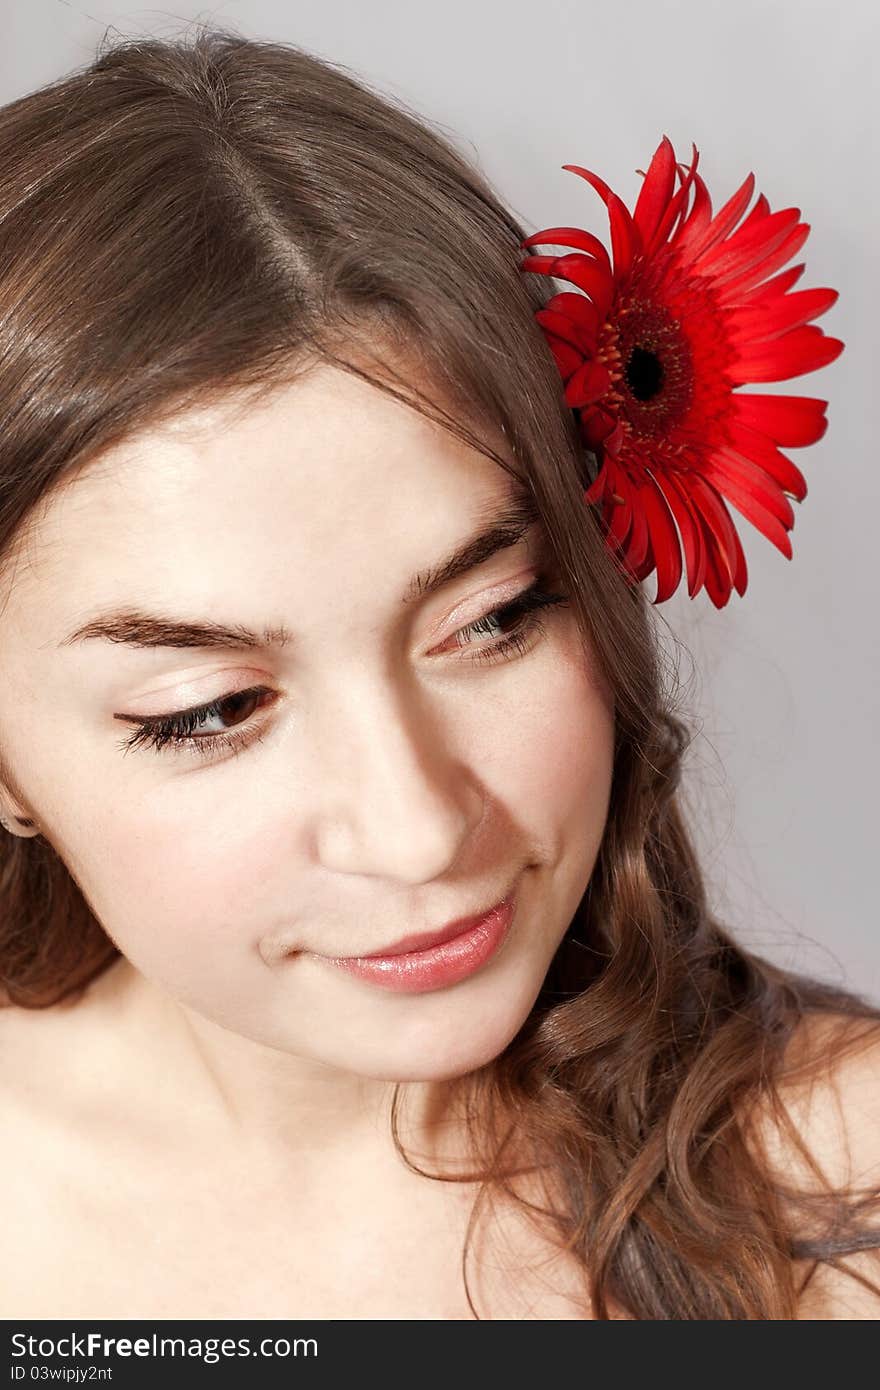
306;672;485;883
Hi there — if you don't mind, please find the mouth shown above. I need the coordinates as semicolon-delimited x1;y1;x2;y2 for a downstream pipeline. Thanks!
309;887;520;995
325;882;521;961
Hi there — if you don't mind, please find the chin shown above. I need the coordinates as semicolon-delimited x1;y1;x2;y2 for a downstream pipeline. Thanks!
352;998;539;1085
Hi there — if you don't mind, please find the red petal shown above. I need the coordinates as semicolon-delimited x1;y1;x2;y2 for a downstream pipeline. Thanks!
716;222;810;297
518;253;559;276
723;262;805;307
521;226;612;276
696;462;794;560
702;542;734;607
607;488;633;548
603;417;626;457
702;449;795;529
584;466;610;505
623;479;651;571
727;286;838;343
687;477;745;605
723;423;809;500
670;169;712;250
695;207;803;282
735;192;770;237
728;325;844;382
640;472;684;603
694;523;733;606
632;135;677;251
535;304;599;355
544;253;614;319
563;162;615;208
580;404;619;450
548;291;603;340
521;252;613;321
659;470;708;597
729;393;828;447
689;475;745;572
694;494;748;605
728;516;749;597
649;156;702;256
607;190;642;277
538;330;583;380
564;357;612;408
676;171;756;261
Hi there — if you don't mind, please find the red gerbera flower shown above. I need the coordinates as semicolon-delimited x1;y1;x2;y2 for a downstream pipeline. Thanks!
519;135;845;607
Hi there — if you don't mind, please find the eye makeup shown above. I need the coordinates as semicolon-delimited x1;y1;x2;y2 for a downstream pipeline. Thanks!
112;573;570;761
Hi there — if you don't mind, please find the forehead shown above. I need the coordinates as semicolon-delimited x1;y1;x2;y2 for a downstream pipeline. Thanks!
2;366;525;648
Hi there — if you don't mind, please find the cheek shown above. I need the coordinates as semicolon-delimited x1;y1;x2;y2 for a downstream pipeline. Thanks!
36;759;259;1004
458;630;615;864
71;825;240;984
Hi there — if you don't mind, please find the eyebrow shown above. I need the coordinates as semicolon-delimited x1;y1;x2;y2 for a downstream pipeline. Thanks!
57;489;542;651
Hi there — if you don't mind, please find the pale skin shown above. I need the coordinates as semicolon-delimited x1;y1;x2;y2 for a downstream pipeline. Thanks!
0;361;878;1319
0;361;618;1318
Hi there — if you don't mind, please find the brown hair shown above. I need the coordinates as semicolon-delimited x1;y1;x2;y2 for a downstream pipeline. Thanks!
0;23;877;1319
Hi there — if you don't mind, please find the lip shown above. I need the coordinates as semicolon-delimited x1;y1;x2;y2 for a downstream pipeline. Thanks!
352;890;518;960
313;892;518;994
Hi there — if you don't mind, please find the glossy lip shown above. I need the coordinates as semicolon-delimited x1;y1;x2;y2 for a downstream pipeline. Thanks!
342;886;519;960
314;892;518;994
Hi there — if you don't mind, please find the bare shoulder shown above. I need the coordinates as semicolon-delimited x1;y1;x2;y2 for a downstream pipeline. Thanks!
766;1011;880;1182
746;1010;880;1319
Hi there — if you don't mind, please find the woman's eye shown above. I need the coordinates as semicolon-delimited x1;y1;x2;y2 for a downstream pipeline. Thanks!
114;686;275;760
113;576;570;761
450;577;569;665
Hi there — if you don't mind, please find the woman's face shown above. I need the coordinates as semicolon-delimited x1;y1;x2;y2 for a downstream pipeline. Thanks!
0;363;615;1082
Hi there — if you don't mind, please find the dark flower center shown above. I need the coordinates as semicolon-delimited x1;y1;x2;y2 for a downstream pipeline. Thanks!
607;298;695;440
625;346;664;402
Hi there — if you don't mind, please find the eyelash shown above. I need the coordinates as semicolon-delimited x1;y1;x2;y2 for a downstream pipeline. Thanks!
114;576;570;761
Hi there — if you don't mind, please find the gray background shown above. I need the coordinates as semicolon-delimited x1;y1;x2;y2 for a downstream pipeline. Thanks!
3;1;877;1003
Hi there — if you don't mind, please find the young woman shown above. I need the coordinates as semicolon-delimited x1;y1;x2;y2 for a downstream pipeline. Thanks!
0;25;877;1321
